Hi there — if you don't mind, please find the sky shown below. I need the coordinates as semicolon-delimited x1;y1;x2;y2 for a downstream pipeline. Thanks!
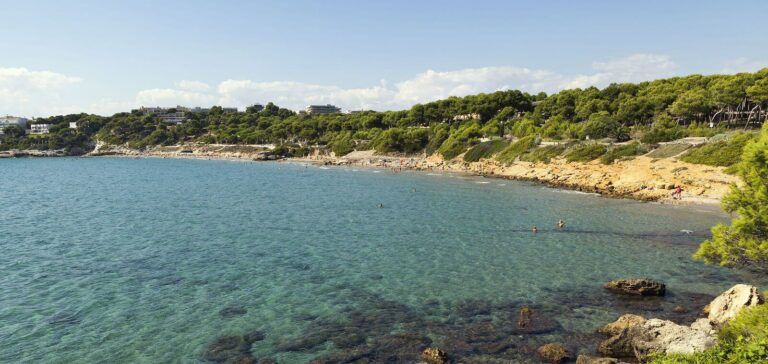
1;0;767;117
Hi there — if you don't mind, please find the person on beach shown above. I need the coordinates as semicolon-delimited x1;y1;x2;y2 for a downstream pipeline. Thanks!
532;225;538;233
672;186;683;200
557;220;565;229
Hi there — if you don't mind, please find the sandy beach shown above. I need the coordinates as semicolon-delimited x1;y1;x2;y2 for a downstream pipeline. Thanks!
83;143;737;207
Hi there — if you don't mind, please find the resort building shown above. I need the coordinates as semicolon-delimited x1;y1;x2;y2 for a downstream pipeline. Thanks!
158;112;187;124
0;116;29;135
305;104;341;115
69;122;78;129
30;124;52;135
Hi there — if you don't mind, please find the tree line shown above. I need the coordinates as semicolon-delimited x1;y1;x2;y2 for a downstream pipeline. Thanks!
2;68;767;157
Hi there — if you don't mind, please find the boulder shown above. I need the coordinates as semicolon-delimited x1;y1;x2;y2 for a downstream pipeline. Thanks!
575;355;627;364
690;318;716;336
604;278;666;296
707;284;764;326
630;319;717;361
597;327;637;358
537;343;571;364
420;347;449;364
598;314;646;336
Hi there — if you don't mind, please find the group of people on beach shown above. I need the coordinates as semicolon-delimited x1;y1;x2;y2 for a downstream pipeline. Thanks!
531;219;566;233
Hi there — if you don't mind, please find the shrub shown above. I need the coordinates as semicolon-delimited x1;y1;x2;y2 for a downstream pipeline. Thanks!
564;143;607;162
496;135;537;164
680;132;756;167
463;140;509;162
520;145;566;163
646;143;691;158
600;142;649;164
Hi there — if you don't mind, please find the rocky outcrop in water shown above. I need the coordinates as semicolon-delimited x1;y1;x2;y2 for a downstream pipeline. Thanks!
419;347;449;364
598;314;646;336
537;343;571;363
603;278;666;296
706;284;764;326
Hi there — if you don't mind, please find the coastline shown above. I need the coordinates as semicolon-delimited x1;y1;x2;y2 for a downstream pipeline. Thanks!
2;143;735;207
292;150;736;207
73;143;738;207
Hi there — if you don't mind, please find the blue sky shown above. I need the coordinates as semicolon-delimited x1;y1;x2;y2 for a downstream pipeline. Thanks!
1;0;766;117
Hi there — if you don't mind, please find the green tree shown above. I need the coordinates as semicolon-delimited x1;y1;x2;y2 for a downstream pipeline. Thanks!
694;124;768;270
2;125;25;138
580;112;626;140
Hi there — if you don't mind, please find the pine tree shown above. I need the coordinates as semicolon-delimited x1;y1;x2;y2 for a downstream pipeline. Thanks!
695;123;768;270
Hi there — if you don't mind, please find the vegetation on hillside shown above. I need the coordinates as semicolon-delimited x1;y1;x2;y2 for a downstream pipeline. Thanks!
2;69;768;163
463;140;509;162
680;132;757;167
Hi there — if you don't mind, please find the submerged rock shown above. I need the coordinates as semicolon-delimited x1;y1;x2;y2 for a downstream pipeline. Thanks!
598;314;646;336
203;336;252;363
219;306;248;318
707;284;764;326
537;343;570;363
203;332;264;363
575;355;626;364
46;311;81;326
604;278;666;296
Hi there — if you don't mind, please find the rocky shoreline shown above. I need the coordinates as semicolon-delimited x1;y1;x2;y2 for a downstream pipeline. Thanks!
4;143;737;206
297;150;737;206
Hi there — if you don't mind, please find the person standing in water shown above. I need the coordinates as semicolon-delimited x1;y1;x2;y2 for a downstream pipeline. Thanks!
532;225;538;233
557;219;565;229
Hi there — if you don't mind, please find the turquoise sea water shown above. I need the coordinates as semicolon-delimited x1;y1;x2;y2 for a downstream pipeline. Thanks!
1;157;764;363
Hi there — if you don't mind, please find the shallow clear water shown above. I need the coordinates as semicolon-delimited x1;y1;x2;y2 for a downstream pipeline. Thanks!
1;157;764;363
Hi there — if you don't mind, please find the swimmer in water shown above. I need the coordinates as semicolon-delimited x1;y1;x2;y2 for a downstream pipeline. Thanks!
532;225;538;233
378;203;384;208
557;219;565;229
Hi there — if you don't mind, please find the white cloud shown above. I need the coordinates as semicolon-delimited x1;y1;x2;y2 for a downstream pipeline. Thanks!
135;88;217;107
0;54;687;116
0;67;81;90
722;58;768;74
164;53;679;112
175;80;210;92
561;54;678;89
0;67;82;117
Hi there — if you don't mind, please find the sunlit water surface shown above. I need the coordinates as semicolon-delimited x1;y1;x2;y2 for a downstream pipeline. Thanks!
1;157;764;363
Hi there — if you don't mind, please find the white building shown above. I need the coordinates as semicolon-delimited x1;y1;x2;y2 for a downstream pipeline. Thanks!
30;124;52;135
158;112;187;124
305;104;341;115
69;122;78;129
0;116;29;135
